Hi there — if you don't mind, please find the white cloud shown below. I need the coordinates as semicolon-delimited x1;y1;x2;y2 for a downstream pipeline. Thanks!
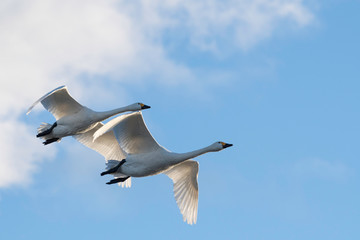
0;0;314;188
135;0;314;51
0;118;56;188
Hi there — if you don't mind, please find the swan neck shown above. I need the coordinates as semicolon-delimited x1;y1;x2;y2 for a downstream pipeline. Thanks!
95;106;130;121
173;145;212;164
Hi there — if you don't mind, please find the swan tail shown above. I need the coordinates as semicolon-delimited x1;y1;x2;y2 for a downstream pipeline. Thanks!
106;160;121;170
37;122;52;133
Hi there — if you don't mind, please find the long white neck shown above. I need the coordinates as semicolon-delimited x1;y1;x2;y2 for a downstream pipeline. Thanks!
94;106;133;122
170;145;214;165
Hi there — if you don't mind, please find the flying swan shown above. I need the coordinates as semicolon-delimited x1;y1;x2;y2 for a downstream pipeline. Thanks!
75;111;232;224
26;85;150;145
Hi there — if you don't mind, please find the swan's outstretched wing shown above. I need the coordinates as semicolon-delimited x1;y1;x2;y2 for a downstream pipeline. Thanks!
74;123;131;188
164;160;199;225
74;123;126;162
27;85;84;120
94;112;163;154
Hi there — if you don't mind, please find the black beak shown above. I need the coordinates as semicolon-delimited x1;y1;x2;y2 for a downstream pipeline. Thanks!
223;143;233;149
141;104;151;109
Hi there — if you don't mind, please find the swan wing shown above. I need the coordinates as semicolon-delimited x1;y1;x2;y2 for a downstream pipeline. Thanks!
74;124;131;188
74;123;126;162
27;85;84;120
164;160;199;225
94;111;163;154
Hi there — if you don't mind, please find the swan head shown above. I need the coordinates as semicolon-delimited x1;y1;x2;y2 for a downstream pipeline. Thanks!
210;141;233;151
128;102;151;111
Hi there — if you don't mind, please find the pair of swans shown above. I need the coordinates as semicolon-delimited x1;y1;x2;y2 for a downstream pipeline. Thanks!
27;85;232;225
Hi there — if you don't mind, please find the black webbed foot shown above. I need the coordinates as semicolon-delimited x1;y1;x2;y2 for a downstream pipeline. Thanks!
106;176;130;185
43;138;60;145
37;122;57;137
100;159;126;176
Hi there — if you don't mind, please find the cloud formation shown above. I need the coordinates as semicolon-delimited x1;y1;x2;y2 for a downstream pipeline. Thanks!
139;0;314;51
0;0;314;188
0;118;56;188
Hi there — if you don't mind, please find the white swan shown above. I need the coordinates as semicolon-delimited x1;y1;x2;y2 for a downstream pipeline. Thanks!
26;85;150;145
75;111;232;224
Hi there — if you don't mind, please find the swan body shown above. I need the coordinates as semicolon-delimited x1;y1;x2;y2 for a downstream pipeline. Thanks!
117;144;225;178
76;111;232;224
27;85;150;144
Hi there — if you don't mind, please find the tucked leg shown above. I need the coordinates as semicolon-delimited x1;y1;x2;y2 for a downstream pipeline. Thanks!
100;159;126;176
43;138;60;145
37;122;57;137
106;176;130;185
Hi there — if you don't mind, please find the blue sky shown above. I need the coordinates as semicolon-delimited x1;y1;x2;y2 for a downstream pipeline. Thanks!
0;0;359;239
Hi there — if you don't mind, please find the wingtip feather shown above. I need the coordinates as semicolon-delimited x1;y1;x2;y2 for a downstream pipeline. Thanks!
26;85;67;116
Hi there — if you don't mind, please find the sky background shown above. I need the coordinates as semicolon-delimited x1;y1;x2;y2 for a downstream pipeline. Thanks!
0;0;359;239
